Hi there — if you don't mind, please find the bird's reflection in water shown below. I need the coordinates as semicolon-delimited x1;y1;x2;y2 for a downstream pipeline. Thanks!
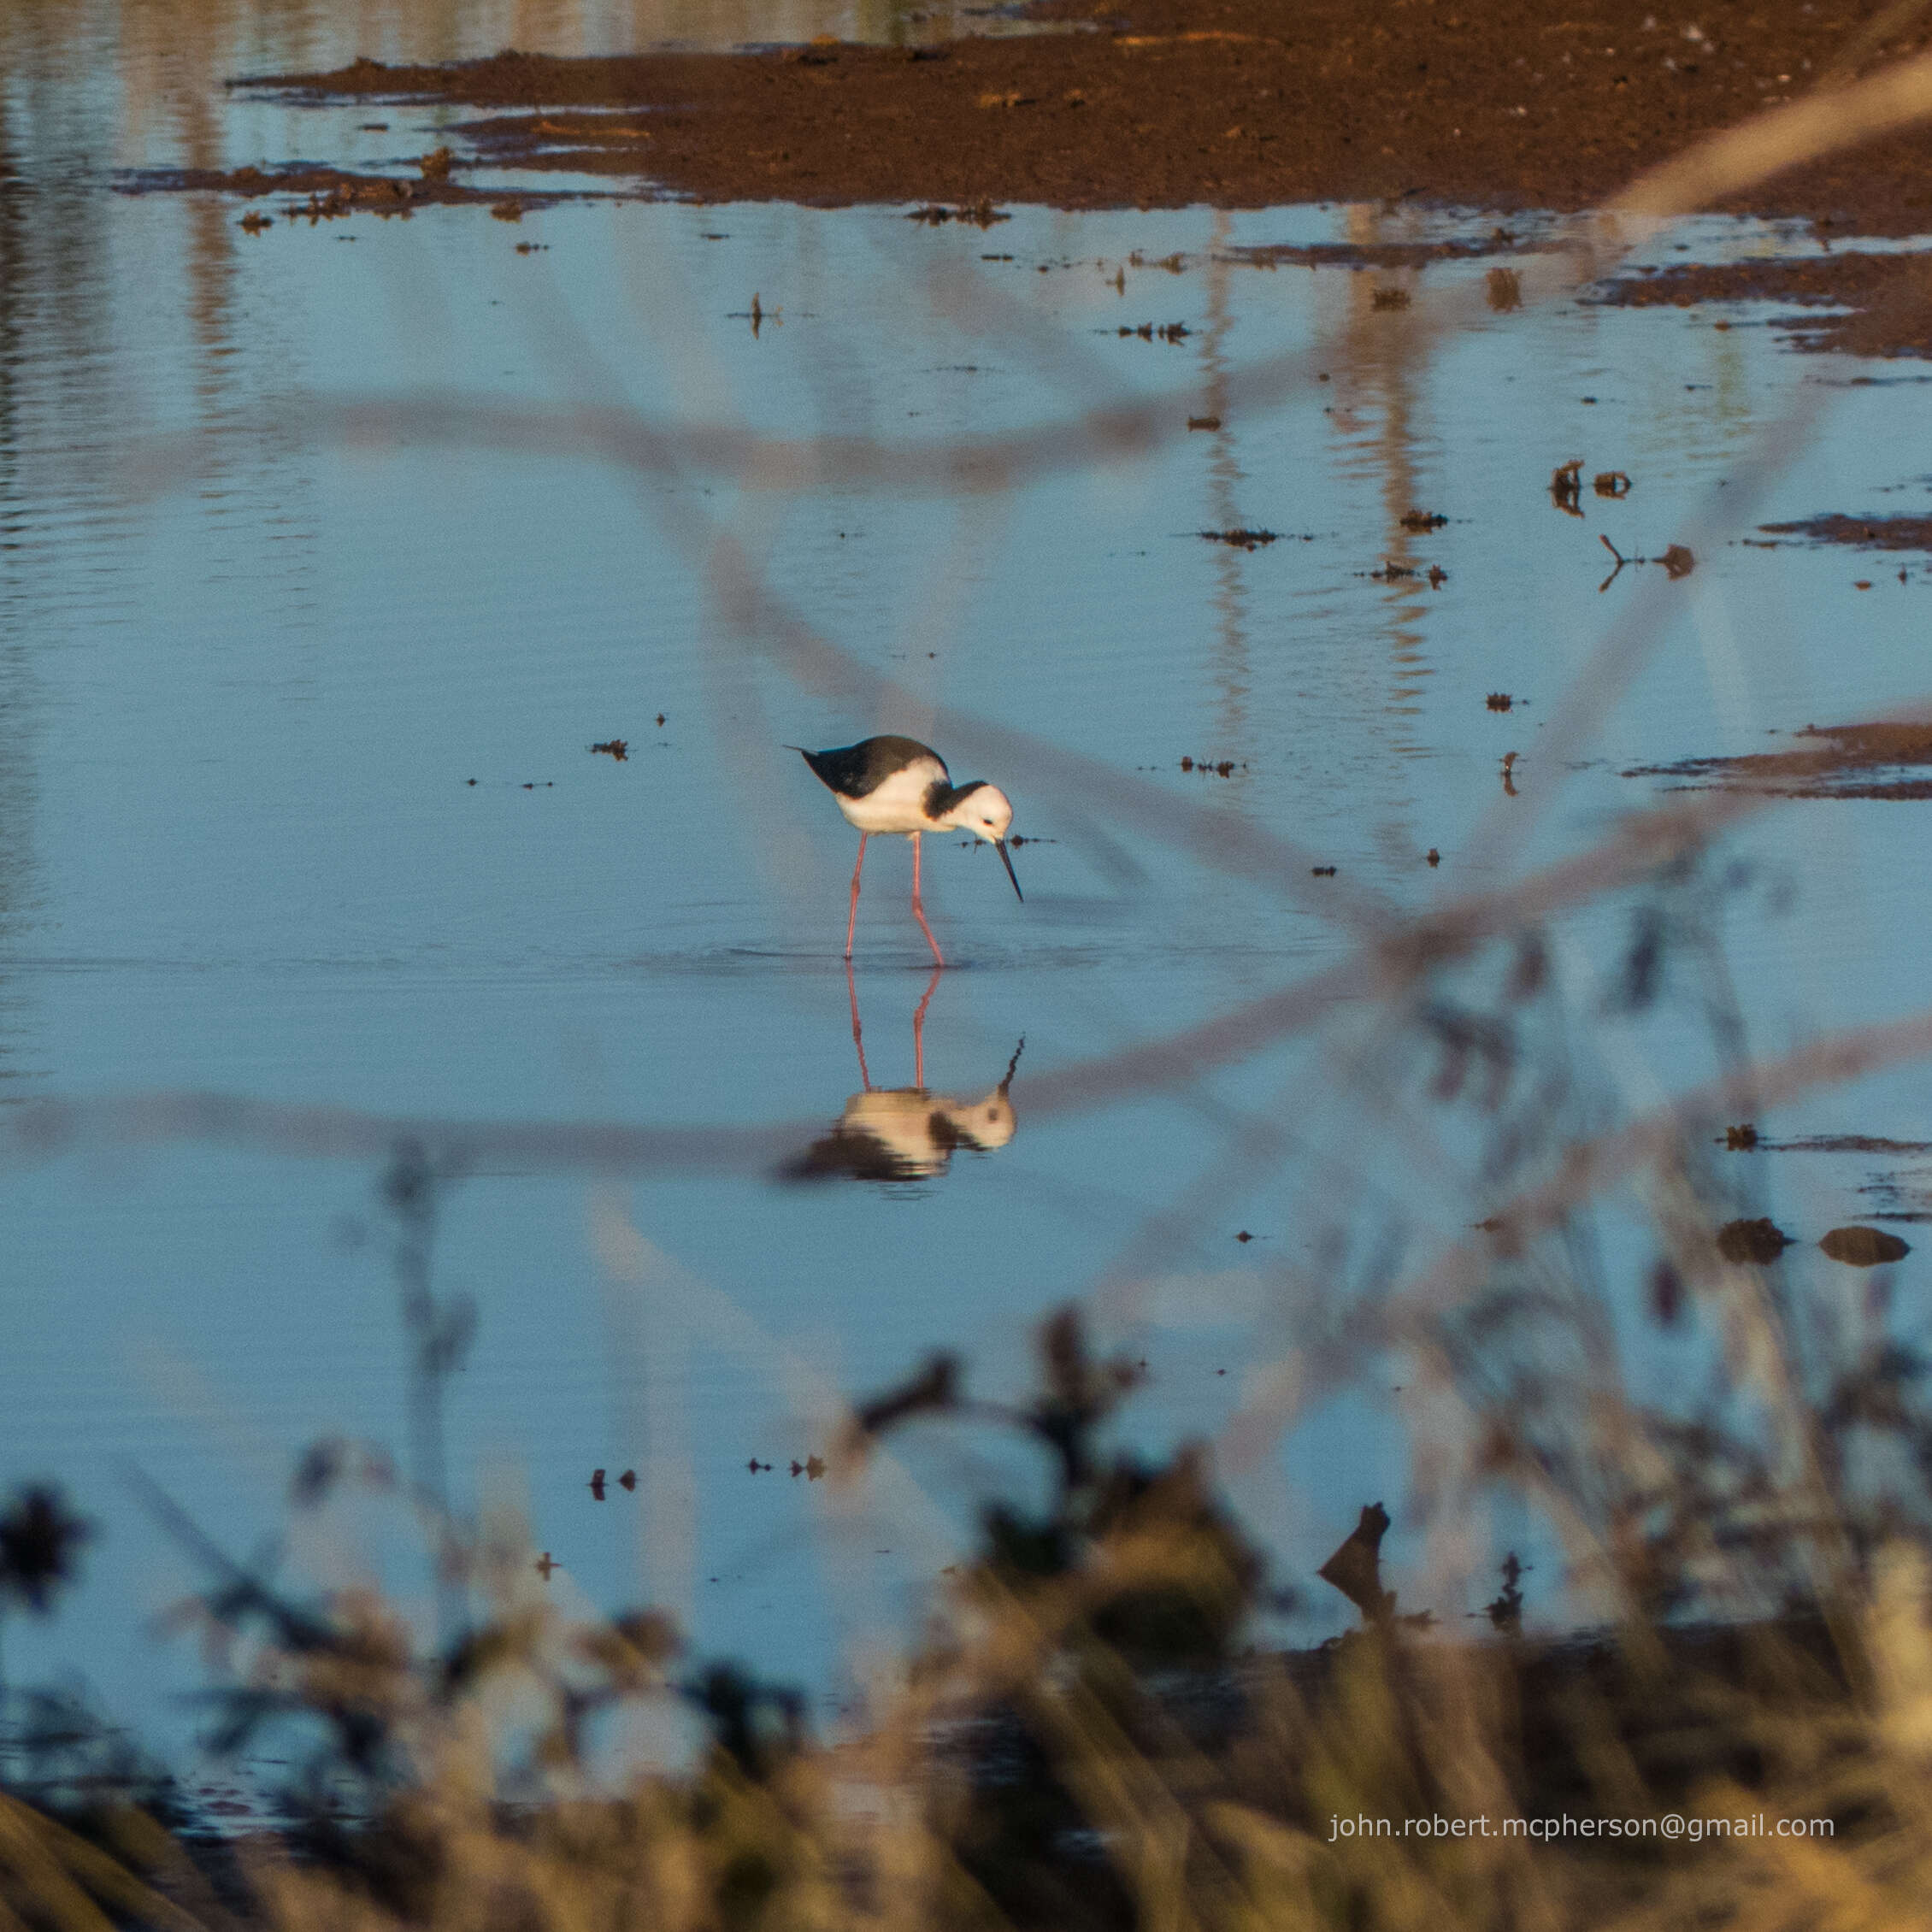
781;966;1022;1185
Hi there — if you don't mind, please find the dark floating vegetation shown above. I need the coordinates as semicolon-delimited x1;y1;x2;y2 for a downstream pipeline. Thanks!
1717;1216;1795;1265
1197;528;1279;549
1757;512;1932;551
905;201;1009;227
1819;1226;1911;1267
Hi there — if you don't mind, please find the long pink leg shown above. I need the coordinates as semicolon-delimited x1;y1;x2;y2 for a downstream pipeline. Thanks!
846;958;873;1090
844;833;869;960
912;965;940;1088
910;832;945;968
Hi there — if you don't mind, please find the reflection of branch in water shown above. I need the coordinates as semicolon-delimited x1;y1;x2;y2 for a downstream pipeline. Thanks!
378;1145;473;1649
786;969;1022;1186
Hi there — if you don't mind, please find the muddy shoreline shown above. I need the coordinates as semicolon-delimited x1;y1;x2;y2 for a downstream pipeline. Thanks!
233;0;1932;227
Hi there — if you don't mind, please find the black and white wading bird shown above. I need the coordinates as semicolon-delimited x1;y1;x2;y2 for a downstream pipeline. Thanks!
790;735;1022;964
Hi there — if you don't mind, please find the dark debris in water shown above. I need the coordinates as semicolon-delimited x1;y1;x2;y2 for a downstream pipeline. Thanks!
1717;1217;1794;1266
1819;1226;1911;1267
1599;534;1694;590
1198;528;1277;550
1757;513;1932;551
1723;1123;1759;1150
1228;238;1520;271
1756;1134;1932;1154
590;739;628;760
116;160;577;218
1487;692;1513;712
906;201;1009;226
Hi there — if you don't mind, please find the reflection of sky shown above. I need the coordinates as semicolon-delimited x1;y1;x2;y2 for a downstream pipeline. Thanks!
8;10;1932;1761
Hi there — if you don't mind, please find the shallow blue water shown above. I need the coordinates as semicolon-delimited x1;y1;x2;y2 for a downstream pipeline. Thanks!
6;3;1932;1774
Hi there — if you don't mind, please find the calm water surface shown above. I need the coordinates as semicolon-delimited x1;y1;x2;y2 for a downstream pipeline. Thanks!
5;3;1932;1767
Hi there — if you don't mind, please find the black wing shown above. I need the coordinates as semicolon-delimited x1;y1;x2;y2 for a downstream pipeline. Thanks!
794;735;945;800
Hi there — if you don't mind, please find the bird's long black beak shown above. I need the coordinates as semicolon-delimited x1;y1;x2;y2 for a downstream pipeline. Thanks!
996;839;1023;903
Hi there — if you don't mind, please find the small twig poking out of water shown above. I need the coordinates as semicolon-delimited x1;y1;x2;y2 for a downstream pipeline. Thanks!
1599;533;1696;590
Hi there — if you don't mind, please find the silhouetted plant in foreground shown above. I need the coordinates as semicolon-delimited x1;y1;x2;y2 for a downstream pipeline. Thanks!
0;1483;89;1702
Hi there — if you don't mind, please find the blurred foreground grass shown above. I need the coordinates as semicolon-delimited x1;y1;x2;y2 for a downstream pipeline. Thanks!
5;1293;1932;1932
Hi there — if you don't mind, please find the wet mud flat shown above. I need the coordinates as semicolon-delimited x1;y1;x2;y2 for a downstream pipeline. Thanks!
1589;252;1932;360
118;158;578;225
216;0;1932;222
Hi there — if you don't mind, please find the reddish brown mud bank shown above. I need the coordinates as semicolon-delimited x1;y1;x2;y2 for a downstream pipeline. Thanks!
244;0;1932;226
1591;254;1932;358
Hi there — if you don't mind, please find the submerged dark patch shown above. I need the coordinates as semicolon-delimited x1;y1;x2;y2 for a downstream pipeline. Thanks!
1756;514;1932;551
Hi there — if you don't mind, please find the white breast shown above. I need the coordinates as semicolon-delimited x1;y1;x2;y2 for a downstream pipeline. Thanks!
834;755;951;834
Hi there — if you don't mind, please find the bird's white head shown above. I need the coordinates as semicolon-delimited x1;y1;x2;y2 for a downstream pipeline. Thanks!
937;783;1022;902
941;782;1014;845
